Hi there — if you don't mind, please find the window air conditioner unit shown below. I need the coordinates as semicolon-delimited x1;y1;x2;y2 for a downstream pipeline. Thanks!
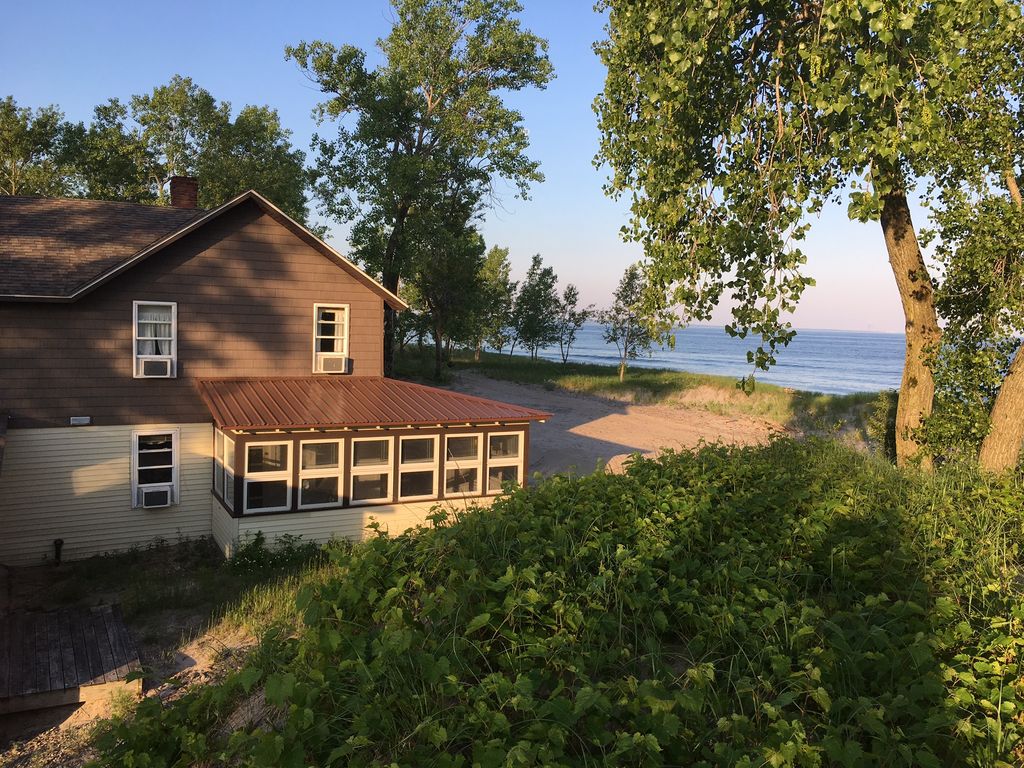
138;486;173;509
315;354;349;374
138;357;173;378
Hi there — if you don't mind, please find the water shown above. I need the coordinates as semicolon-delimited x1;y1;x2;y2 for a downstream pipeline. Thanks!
532;324;905;395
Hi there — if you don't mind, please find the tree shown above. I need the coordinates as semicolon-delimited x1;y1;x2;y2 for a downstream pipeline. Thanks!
555;284;592;364
56;78;310;219
407;165;488;380
511;254;560;360
596;0;1024;469
0;96;75;196
600;264;658;382
65;99;155;202
467;246;517;360
129;77;309;219
196;105;309;220
286;0;553;376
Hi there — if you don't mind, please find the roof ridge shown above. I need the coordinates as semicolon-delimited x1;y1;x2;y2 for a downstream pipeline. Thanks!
0;195;208;213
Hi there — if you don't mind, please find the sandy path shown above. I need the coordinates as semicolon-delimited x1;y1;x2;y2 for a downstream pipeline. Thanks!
451;372;780;476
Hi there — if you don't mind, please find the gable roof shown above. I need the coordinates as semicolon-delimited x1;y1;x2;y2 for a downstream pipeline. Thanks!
0;191;407;309
0;197;203;297
196;376;551;431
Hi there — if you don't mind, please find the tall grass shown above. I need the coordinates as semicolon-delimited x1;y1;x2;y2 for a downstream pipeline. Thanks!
398;347;877;435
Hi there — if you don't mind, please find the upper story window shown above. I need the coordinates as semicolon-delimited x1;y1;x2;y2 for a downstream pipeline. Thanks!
313;304;350;374
133;301;177;378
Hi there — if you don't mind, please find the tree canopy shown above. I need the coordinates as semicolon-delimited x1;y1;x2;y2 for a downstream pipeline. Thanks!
0;96;75;196
3;78;310;221
596;0;1024;468
511;254;560;360
286;0;553;374
601;263;659;382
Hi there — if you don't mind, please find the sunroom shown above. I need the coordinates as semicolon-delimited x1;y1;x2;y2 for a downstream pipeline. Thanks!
197;377;549;554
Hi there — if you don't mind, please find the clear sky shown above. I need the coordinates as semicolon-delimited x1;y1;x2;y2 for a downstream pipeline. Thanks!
2;0;907;333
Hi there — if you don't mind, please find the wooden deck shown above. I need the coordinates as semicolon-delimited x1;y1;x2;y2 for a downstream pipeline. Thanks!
0;605;141;715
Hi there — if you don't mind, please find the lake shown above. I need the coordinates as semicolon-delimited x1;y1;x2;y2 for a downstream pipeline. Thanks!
533;324;905;395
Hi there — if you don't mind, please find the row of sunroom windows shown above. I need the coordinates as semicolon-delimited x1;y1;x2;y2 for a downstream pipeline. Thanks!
212;430;523;514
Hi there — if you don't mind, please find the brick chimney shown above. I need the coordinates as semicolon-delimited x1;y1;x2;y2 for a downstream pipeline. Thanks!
169;176;199;209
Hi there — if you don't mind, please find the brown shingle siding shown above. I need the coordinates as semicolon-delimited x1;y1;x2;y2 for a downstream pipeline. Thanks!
1;202;386;428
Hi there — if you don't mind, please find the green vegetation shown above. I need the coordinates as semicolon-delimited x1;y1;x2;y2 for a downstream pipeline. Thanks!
43;535;324;636
596;0;1024;469
2;79;309;220
287;0;553;375
396;348;875;436
93;440;1023;766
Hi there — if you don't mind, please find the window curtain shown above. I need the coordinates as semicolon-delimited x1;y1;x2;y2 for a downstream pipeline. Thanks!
137;305;172;355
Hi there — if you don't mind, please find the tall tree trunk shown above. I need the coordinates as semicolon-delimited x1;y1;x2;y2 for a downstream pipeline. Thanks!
977;172;1024;472
433;331;444;381
881;192;940;470
380;202;411;378
618;361;626;382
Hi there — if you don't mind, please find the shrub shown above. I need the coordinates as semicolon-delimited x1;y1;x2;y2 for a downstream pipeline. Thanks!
93;440;1024;767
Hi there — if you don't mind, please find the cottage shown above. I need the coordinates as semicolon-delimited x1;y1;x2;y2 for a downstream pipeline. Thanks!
0;178;549;565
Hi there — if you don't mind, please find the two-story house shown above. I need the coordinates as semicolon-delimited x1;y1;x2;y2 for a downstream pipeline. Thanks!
0;178;549;565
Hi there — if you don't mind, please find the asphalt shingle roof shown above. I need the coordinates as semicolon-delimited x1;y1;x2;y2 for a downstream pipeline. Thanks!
0;196;204;297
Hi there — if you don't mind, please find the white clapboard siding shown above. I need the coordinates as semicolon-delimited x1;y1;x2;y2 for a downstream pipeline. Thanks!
212;502;239;557
0;423;214;565
234;496;494;550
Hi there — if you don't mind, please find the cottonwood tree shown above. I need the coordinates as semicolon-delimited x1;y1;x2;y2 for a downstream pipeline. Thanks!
286;0;553;376
58;78;309;219
601;264;658;382
64;99;154;202
469;246;517;360
555;284;592;364
596;0;1024;469
407;163;488;379
0;96;76;196
511;254;560;359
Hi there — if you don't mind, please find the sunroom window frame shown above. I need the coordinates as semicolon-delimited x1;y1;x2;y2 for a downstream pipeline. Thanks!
298;438;345;510
243;440;292;514
397;434;440;502
213;429;236;508
444;432;483;498
486;430;525;496
349;435;394;506
132;300;177;379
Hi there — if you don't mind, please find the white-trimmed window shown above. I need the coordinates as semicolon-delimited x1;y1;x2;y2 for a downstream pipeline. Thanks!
487;431;524;495
444;434;482;497
244;441;292;513
313;304;350;373
132;429;178;508
398;435;439;501
133;301;177;378
299;439;344;509
350;436;393;505
214;430;236;508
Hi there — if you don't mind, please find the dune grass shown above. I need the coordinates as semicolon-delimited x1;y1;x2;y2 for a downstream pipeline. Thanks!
397;347;880;436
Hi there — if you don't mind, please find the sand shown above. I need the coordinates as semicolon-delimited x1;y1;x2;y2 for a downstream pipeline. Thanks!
450;371;781;475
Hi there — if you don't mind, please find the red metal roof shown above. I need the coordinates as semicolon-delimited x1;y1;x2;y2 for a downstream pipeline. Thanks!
196;377;551;430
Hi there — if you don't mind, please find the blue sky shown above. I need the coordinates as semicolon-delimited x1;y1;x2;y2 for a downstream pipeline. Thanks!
2;0;906;333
